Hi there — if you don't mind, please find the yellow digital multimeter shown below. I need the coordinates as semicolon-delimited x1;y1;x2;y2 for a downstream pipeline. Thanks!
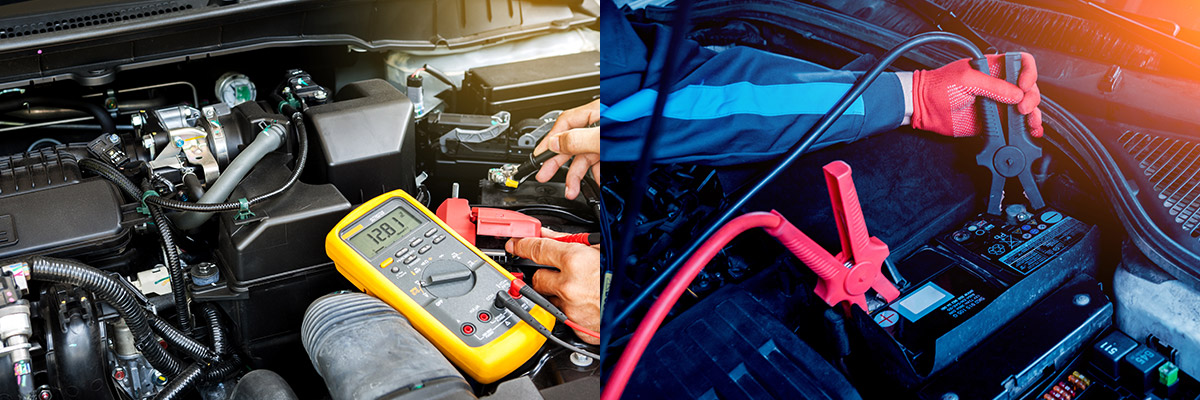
326;189;554;383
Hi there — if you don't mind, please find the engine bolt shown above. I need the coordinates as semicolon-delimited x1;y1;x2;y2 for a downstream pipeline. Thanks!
569;352;594;367
112;367;126;381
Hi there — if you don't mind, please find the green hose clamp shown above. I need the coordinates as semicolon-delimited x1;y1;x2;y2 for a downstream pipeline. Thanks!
277;93;302;113
235;197;255;220
137;190;160;216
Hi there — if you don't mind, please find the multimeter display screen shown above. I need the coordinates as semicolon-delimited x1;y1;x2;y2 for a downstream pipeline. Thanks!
349;207;422;258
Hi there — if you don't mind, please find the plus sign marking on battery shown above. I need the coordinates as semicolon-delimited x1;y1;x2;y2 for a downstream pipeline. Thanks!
874;310;899;328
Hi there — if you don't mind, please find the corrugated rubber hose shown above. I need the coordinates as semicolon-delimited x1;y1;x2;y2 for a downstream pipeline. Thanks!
144;180;193;331
148;314;217;363
26;256;186;377
153;363;203;400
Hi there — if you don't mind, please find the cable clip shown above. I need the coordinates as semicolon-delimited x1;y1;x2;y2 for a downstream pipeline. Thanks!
137;190;160;216
235;198;255;220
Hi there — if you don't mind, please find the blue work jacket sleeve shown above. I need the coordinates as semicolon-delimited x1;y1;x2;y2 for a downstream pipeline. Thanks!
600;1;905;166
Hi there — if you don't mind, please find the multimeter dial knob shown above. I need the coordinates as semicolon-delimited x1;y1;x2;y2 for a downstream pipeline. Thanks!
421;260;477;298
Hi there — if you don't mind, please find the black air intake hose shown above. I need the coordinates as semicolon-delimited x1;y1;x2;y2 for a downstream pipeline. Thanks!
301;293;473;400
230;370;300;400
26;257;185;376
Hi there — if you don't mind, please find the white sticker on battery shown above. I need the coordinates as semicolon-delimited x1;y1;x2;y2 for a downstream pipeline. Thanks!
893;282;954;322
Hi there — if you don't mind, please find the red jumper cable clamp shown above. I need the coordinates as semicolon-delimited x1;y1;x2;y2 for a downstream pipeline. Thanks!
435;198;542;246
773;160;899;311
435;198;599;245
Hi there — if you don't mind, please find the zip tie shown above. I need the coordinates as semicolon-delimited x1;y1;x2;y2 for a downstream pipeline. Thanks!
137;190;160;216
235;197;255;220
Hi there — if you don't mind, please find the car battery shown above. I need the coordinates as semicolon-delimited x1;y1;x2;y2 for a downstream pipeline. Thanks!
851;207;1100;388
460;51;599;122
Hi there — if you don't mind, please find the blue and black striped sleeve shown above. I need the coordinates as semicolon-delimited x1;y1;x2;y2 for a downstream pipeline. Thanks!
599;1;905;166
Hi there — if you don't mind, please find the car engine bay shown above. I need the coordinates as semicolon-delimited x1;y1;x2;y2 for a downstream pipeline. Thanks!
600;1;1200;399
0;5;602;397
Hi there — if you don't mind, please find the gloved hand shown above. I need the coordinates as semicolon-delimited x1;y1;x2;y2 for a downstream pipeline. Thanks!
506;228;601;344
911;52;1043;138
535;100;601;200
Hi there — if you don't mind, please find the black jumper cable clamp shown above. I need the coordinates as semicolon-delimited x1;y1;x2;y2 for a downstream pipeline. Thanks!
972;52;1045;216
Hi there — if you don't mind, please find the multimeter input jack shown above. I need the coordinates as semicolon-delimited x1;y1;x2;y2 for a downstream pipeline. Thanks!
494;290;599;360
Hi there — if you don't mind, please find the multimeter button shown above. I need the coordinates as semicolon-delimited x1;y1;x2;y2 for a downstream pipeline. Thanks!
410;238;424;247
418;245;432;254
425;228;438;237
390;266;400;273
404;255;418;264
461;323;476;335
395;248;410;258
433;235;446;244
379;258;394;268
478;311;491;322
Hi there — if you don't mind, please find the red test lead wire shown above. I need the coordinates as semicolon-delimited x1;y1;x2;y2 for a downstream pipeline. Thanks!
508;278;598;339
565;320;599;339
552;232;601;245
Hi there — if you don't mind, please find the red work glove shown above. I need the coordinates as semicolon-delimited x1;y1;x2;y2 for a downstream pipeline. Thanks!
911;52;1043;138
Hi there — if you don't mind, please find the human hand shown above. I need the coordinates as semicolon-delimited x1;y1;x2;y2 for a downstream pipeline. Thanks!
910;52;1043;138
535;100;601;200
506;228;601;344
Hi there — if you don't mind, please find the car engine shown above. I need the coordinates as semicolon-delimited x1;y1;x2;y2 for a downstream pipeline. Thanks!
0;13;600;398
599;1;1200;399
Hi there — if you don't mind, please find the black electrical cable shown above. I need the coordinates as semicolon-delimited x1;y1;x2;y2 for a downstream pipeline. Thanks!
421;64;458;90
26;257;186;377
0;96;116;134
200;304;227;357
153;363;203;400
606;32;986;337
143;180;193;331
516;284;568;322
495;291;600;359
202;353;243;382
148;314;217;363
602;0;695;359
79;111;309;214
509;206;597;225
79;158;139;198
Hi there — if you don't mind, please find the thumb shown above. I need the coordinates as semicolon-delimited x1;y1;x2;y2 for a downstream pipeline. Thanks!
539;227;567;239
549;127;600;155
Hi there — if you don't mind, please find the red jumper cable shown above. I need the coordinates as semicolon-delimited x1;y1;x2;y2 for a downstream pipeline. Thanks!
601;160;899;400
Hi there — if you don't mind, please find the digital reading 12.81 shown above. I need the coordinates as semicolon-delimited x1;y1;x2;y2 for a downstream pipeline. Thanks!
349;206;421;258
